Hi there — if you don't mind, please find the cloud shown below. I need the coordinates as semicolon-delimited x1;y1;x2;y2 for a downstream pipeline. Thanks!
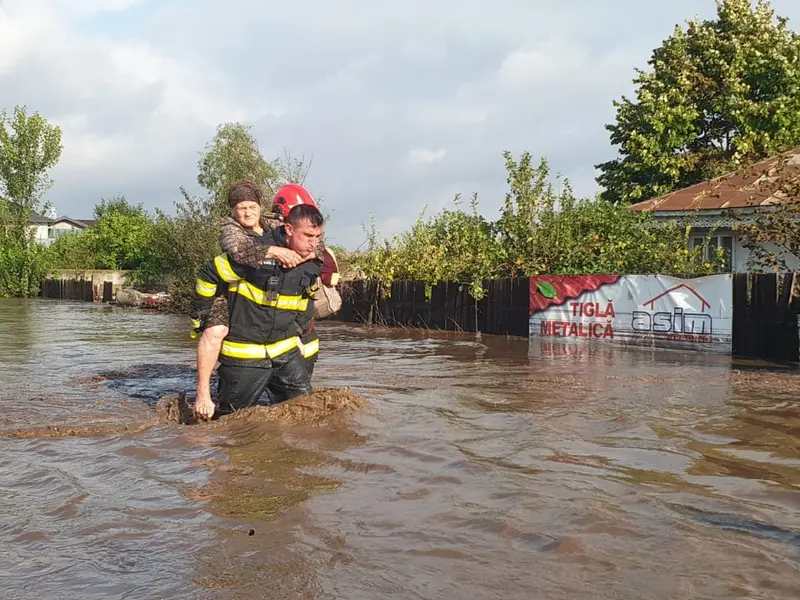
1;0;799;247
407;148;447;166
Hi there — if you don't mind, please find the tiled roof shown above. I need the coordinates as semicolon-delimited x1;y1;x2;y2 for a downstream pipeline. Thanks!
628;147;800;212
28;211;52;224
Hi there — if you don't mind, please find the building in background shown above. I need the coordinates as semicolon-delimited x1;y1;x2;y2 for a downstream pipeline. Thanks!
628;148;800;273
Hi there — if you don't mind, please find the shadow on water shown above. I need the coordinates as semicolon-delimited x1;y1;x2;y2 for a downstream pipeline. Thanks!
98;363;200;406
667;503;800;549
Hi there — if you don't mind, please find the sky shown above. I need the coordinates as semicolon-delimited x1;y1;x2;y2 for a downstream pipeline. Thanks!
1;0;799;249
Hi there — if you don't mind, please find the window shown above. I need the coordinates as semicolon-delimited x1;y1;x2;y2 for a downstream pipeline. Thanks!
690;234;733;272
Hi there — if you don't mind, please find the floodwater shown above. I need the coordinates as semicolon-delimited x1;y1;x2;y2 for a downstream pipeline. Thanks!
1;298;799;600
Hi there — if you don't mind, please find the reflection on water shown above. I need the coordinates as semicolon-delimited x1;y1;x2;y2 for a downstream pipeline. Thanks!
1;298;799;599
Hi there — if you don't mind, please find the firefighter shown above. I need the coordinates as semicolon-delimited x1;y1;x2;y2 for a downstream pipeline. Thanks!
269;183;342;376
192;180;318;414
193;180;332;414
191;203;325;419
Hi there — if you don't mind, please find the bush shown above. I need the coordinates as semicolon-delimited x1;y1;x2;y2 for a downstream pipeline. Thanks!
356;151;724;299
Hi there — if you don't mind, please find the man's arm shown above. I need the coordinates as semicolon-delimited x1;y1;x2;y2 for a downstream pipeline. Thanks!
221;218;314;269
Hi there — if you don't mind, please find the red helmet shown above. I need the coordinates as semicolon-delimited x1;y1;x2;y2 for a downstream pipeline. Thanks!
271;183;318;219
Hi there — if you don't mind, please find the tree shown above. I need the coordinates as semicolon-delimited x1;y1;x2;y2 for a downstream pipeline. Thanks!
0;105;62;297
0;105;63;240
496;151;720;277
45;229;97;271
197;122;276;217
266;147;314;194
136;188;220;309
596;0;800;204
46;197;156;271
89;196;155;270
495;151;573;276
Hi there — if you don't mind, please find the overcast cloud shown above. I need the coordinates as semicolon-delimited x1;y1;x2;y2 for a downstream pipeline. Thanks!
1;0;799;248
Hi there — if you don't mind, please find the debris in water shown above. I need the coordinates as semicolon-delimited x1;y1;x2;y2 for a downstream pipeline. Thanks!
155;387;368;427
0;387;365;439
0;422;155;439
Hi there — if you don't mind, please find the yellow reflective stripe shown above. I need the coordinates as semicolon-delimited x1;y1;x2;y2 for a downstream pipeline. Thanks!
214;254;240;283
189;318;201;339
229;280;308;310
195;278;216;297
276;295;308;310
302;338;319;358
329;272;340;286
220;336;300;360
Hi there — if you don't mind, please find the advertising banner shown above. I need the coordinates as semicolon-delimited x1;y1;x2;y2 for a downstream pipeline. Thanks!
528;274;733;354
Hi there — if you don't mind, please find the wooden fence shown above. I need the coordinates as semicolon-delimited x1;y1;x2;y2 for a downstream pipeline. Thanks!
39;273;800;362
40;278;113;303
336;274;800;362
732;273;799;362
335;278;530;337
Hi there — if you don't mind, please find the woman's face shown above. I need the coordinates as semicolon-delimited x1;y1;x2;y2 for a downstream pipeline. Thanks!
232;200;261;229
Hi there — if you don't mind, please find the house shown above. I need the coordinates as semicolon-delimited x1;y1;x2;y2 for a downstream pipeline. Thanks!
28;211;97;245
628;148;800;273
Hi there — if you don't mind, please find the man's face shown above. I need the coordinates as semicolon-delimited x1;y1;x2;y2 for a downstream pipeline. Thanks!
232;200;261;229
285;218;323;257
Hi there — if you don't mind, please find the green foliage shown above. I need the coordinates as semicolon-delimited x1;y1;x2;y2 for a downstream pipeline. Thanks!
0;236;53;297
89;197;154;269
358;193;500;300
0;104;62;297
46;197;156;271
197;122;276;218
356;151;725;299
40;125;316;310
136;188;220;311
596;0;800;204
45;230;96;271
0;105;63;214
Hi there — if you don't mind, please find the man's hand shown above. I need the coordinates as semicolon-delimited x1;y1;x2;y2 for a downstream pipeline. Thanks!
266;246;307;268
195;396;215;420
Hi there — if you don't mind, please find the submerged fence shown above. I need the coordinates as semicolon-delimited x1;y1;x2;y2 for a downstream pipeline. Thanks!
335;274;800;362
40;278;113;303
336;278;530;337
732;273;799;362
40;272;800;362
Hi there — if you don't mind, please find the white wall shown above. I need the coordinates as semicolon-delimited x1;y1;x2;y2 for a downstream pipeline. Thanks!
29;220;86;245
688;227;800;273
734;237;800;272
29;224;51;245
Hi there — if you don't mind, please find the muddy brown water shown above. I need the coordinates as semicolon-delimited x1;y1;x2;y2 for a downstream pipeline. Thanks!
1;297;799;599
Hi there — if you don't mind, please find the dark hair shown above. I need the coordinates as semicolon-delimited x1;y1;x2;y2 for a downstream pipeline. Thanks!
286;204;324;227
227;179;263;208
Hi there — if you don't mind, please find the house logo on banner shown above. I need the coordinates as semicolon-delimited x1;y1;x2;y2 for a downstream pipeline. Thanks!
632;283;714;343
528;274;733;354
